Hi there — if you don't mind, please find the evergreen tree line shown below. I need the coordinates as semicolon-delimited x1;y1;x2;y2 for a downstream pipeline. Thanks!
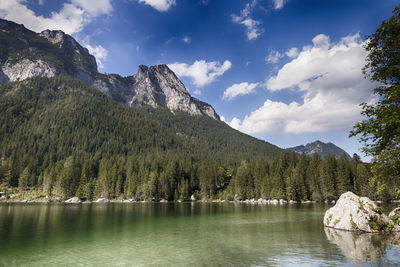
1;151;398;201
0;76;398;201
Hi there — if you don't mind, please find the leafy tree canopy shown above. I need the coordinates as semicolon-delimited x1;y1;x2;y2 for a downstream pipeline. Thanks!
350;4;400;180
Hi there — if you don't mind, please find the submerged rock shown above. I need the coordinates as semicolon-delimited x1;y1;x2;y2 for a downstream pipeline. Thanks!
324;191;399;232
64;197;81;203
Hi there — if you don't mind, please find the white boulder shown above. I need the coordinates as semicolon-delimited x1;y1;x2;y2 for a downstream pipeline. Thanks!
96;198;110;203
279;199;288;204
271;199;279;205
324;191;398;232
64;197;81;203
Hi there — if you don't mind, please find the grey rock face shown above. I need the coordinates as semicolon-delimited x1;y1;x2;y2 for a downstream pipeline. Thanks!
39;29;65;44
92;65;220;120
1;59;56;82
0;18;220;120
287;140;351;159
131;65;202;114
324;191;400;232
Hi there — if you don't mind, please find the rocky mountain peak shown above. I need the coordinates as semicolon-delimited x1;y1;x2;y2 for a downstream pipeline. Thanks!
39;29;66;44
0;18;220;120
286;140;351;159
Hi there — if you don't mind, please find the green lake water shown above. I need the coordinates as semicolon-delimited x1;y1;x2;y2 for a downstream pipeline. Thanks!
0;203;399;266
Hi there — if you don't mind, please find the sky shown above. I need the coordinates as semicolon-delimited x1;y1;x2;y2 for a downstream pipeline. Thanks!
0;0;398;161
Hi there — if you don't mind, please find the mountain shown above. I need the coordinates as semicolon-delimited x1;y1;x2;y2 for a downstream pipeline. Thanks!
0;18;283;181
0;19;376;202
0;18;218;120
286;140;351;159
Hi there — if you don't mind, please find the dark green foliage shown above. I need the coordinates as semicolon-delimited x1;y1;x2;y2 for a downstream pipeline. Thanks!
368;215;393;232
0;76;394;201
350;5;400;182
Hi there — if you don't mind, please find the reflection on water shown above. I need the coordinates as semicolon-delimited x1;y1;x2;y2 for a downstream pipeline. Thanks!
0;203;399;266
325;227;400;264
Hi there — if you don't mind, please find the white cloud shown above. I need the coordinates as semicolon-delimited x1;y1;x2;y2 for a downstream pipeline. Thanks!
231;1;263;40
230;33;377;134
71;0;113;16
82;41;108;69
0;0;112;34
223;82;259;100
285;47;299;58
182;36;191;44
168;60;232;87
272;0;287;10
193;89;201;95
38;0;44;5
265;50;283;64
137;0;176;12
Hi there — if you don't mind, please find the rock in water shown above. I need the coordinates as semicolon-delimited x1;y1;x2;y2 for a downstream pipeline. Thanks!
65;197;81;203
324;191;398;232
95;198;110;203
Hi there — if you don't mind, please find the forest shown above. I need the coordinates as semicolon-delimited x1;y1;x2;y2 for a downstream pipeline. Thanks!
0;76;398;202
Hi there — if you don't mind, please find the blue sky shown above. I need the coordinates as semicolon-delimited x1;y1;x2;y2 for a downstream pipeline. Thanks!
1;0;398;160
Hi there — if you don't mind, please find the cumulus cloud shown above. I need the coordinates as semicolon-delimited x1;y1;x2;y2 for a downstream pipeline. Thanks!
229;33;377;134
223;82;259;100
285;47;299;58
168;60;232;87
0;0;112;34
82;41;108;69
137;0;176;12
265;50;284;64
231;1;263;40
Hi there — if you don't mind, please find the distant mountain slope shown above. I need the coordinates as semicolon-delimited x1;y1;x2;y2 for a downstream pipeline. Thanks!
286;140;351;159
0;76;282;171
0;18;218;120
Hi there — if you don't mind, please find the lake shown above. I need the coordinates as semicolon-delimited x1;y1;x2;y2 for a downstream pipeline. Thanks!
0;202;399;266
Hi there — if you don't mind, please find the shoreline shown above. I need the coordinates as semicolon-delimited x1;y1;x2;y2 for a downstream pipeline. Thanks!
1;198;400;204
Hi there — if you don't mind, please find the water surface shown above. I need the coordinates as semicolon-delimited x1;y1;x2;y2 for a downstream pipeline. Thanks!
0;203;399;266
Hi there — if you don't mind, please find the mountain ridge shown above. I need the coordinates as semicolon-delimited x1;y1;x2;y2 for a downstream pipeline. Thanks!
286;140;351;159
0;18;219;120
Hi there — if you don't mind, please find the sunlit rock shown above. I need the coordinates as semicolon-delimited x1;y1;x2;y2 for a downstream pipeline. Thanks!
324;192;395;232
95;198;110;203
64;197;81;203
